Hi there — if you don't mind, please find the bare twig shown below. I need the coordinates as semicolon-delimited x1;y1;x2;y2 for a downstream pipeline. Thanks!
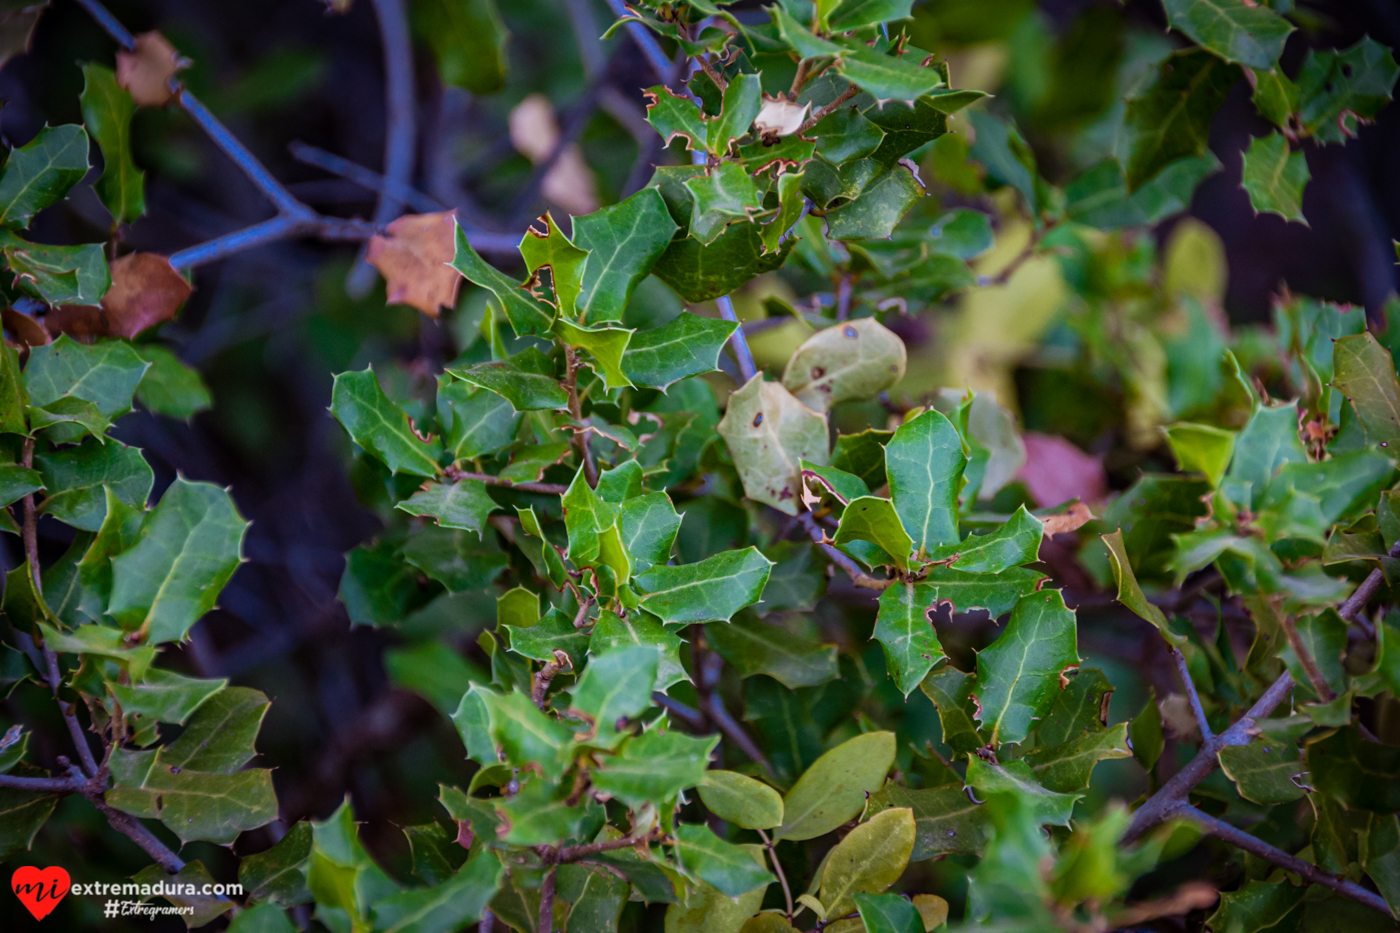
835;273;853;321
1175;803;1389;915
1338;542;1400;623
290;141;444;213
1168;646;1213;742
0;773;87;792
1280;614;1337;702
797;512;894;590
796;86;860;136
602;0;672;80
695;645;774;776
532;650;573;709
652;692;707;729
563;347;599;487
537;864;557;933
715;295;758;382
447;467;569;497
758;828;795;920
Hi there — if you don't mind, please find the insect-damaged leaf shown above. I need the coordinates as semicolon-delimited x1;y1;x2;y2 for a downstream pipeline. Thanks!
452;223;555;337
330;367;443;477
572;187;677;326
975;589;1080;747
782;318;907;413
718;375;829;516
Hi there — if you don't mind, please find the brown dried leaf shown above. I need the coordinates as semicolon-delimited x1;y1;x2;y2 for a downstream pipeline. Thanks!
508;94;599;216
366;211;462;318
97;253;193;339
116;32;186;108
1;307;49;348
43;305;105;340
1041;501;1093;536
1016;432;1107;508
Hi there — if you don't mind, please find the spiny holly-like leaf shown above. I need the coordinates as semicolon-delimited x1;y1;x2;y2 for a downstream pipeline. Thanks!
0;235;110;306
553;318;634;390
107;478;249;644
80;63;145;225
1241;132;1309;224
782;318;907;413
1333;332;1400;449
367;211;462;317
832;428;892;491
874;582;946;697
1296;38;1400;144
494;779;587;845
674;823;775;898
592;729;717;808
819;807;916;917
108;748;278;844
477;687;575;780
0;464;42;509
1224;401;1307;511
412;0;507;93
34;437;152;531
828;0;915;31
131;344;210;422
238;821;313;909
777;731;894;841
886;408;965;556
569;645;658;749
0;124;89;228
717;375;829;516
573;187;677;325
109;668;226;726
685;161;762;245
1123;50;1238;191
865;783;990;859
975;590;1080;747
397;479;496;534
616;491;681;570
1023;723;1132;794
645;86;706;153
437;377;520;460
708;72;763;156
834;496;913;570
928;506;1043;574
1219;736;1308;805
452;223;555;337
562;466;617;564
706;613;838;689
519;212;587;315
1162;0;1292;70
698;770;784;830
1065;154;1220;230
620;312;737;391
368;849;502;933
404;524;507;591
964;758;1080;826
450;348;570;412
0;341;25;434
825;164;926;240
590;610;687;692
1102;529;1182;647
331;367;443;477
634;547;773;624
1164;422;1236;487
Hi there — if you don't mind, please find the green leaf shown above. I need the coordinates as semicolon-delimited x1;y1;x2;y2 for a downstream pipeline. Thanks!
437;378;520;460
919;666;984;755
227;904;297;933
1241;132;1308;224
1333;332;1400;450
517;212;587;317
685;161;762;245
1123;50;1239;191
403;524;508;591
717;374;830;516
370;850;503;933
929;506;1044;574
0;463;42;508
834;496;913;570
874;583;946;697
411;0;506;94
592;729;717;808
854;893;922;933
885;408;966;556
618;492;681;570
500;442;570;483
387;641;483;716
707;613;838;689
967;111;1041;213
674;823;775;897
777;731;894;841
494;779;588;845
1224;401;1307;511
824;163;925;241
0;341;25;434
645;86;707;153
590;610;687;692
634;547;773;624
553;319;634;391
620;312;737;391
865;783;989;859
975;590;1080;747
450;348;569;411
496;585;541;629
1363;812;1400;918
569;645;658;748
663;873;766;933
0;770;60;860
818;807;915;917
34;437;152;531
451;689;495;765
133;345;212;421
828;0;915;31
708;72;763;155
782;318;907;413
1065;155;1221;230
1024;724;1132;794
331;368;443;477
801;460;870;511
1219;735;1308;805
397;479;496;534
1164;422;1237;487
131;860;233;927
1102;529;1180;646
1297;38;1399;144
810;106;885;164
110;668;226;726
651;207;792;303
832;428;892;492
698;770;784;830
562;467;617;565
478;687;575;780
452;225;554;337
0;124;89;228
1307;726;1400;813
1162;0;1292;69
80;63;144;224
838;48;945;101
239;821;313;908
0;235;110;306
1206;879;1304;933
339;540;419;627
573;188;678;326
107;478;248;644
965;758;1080;826
24;335;147;421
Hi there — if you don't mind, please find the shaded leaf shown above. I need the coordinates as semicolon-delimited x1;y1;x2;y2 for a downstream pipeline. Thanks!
331;367;443;477
865;783;989;860
80;63;144;224
451;348;569;411
698;770;784;830
777;731;894;841
0;124;89;228
1123;50;1238;191
718;374;830;516
1162;0;1292;70
1241;132;1309;224
707;613;838;689
975;590;1080;747
674;823;775;897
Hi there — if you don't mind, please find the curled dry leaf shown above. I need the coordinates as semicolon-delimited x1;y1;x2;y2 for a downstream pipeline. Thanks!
1041;500;1093;536
1;307;50;347
101;253;193;339
1016;432;1107;508
508;93;599;216
366;211;462;318
116;31;186;108
754;94;810;138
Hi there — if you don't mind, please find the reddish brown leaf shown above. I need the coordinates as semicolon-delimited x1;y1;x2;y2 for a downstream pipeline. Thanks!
1016;432;1107;509
366;211;462;318
1041;501;1094;536
101;253;192;339
116;31;186;108
43;305;106;340
1;307;50;348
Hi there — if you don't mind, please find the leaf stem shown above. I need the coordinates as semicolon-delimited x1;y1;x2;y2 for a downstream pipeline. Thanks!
532;650;573;710
757;828;795;920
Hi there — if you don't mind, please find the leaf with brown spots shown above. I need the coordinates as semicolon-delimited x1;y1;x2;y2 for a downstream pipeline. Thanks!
717;375;830;516
101;253;192;339
116;32;187;108
366;211;462;318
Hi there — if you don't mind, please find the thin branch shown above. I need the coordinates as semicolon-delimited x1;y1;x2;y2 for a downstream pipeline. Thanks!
1123;671;1294;844
602;0;673;80
290;141;444;213
563;347;599;487
695;646;774;776
697;53;729;93
167;214;381;270
788;59;812;99
0;773;86;792
1339;542;1400;622
448;468;569;497
1168;646;1213;742
89;796;186;874
1175;803;1390;916
976;223;1053;287
532;650;573;710
758;828;795;920
556;828;659;862
537;864;557;933
715;295;758;382
797;512;893;590
566;0;605;78
796;85;860;136
835;273;853;321
652;692;707;729
1280;614;1337;702
347;0;418;296
20;437;39;591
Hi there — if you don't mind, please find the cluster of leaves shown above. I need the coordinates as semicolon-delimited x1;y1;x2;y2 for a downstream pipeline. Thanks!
4;1;1400;933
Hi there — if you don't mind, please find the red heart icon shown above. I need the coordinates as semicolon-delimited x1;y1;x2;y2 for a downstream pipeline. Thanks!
11;866;70;921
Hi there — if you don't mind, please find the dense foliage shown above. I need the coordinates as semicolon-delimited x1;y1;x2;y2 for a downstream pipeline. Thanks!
3;0;1400;931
